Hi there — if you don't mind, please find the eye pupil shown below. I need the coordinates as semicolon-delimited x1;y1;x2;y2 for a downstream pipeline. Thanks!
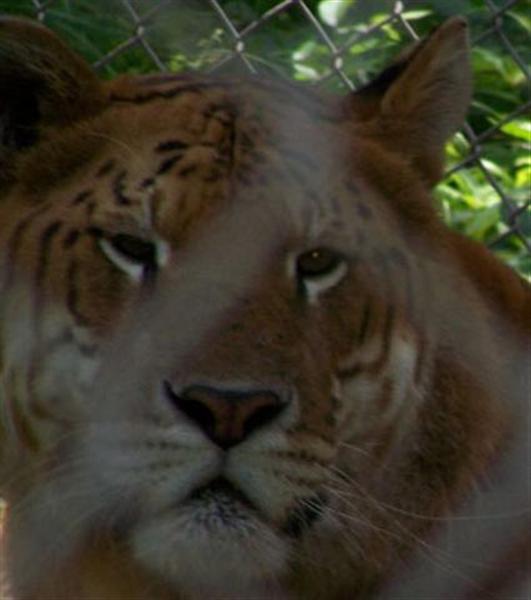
297;247;341;278
110;234;155;265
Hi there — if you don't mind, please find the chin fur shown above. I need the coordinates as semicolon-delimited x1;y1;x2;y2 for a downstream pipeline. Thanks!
132;504;289;597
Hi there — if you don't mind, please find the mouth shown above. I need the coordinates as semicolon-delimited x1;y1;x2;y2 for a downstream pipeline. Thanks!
190;476;256;508
184;477;258;530
130;476;291;594
187;476;327;537
190;476;253;505
127;476;326;592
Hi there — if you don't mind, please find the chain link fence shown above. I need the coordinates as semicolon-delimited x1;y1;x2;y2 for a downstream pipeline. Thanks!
1;0;530;272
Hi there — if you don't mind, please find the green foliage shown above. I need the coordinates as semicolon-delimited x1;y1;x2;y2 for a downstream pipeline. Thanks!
0;0;529;276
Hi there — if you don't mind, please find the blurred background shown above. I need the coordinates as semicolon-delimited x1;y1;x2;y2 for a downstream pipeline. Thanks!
1;0;529;277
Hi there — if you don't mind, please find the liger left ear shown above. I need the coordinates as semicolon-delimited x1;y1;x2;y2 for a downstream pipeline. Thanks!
349;17;472;185
0;17;106;182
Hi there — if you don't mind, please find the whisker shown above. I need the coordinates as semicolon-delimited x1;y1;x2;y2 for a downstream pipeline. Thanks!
324;469;499;591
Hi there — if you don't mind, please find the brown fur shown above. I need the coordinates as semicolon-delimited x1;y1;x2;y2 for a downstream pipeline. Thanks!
0;16;529;600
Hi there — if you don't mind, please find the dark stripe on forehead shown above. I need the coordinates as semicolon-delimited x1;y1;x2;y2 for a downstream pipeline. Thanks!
156;140;190;153
179;164;198;178
141;177;155;189
203;102;238;124
109;82;228;105
112;171;131;205
71;190;93;206
110;75;337;121
96;160;116;178
157;154;185;176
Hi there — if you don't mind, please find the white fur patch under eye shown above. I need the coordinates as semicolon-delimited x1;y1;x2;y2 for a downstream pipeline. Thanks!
98;236;170;282
99;238;144;281
303;261;348;304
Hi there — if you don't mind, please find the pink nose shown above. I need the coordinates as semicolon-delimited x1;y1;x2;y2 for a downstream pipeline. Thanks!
164;383;286;449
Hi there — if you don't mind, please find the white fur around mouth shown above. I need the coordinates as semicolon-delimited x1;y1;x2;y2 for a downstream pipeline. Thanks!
131;479;289;596
184;477;259;531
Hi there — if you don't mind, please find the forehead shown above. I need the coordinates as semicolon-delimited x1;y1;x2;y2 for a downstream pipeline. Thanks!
16;74;405;260
87;77;357;235
101;76;347;185
105;76;332;142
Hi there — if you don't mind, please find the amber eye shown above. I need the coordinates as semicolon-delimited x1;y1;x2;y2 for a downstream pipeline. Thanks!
296;247;343;279
108;233;156;266
98;232;160;281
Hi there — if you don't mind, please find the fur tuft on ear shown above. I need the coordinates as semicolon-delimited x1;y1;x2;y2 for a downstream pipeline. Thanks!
0;17;106;180
350;17;472;185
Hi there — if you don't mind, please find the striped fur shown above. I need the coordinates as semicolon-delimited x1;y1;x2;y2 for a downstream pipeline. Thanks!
0;16;529;600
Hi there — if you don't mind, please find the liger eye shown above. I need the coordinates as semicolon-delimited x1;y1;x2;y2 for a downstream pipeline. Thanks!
108;233;156;265
98;232;159;282
296;247;343;279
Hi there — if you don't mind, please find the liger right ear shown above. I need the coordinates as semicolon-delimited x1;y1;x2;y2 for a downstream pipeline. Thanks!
0;17;106;178
348;17;472;185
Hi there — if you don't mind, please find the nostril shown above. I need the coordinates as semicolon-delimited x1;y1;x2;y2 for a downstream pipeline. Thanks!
163;380;216;437
243;402;285;437
163;381;287;449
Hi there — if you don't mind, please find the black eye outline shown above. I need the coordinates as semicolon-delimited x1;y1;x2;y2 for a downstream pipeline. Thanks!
108;233;156;266
296;247;344;279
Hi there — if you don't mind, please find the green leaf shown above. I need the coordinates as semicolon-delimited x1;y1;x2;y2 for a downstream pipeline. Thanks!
293;63;320;81
292;40;318;62
506;10;531;34
479;159;513;186
401;10;433;20
500;120;531;142
465;206;501;240
318;0;355;27
472;47;505;74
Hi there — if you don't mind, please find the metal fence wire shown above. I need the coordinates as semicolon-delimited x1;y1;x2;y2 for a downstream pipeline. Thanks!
3;0;531;274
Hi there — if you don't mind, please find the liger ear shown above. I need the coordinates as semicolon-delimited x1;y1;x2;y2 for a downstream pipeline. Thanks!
350;17;472;185
0;17;106;172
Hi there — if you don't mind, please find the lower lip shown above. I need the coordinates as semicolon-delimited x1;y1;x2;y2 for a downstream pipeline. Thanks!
189;478;255;509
